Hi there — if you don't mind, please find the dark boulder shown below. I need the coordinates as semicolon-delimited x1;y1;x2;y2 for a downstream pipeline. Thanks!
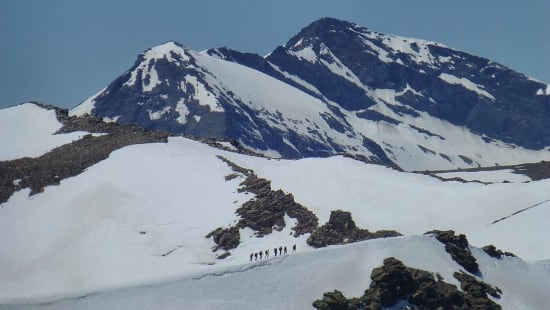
313;256;502;309
218;157;319;237
307;210;401;248
425;230;480;274
482;244;517;259
206;226;240;251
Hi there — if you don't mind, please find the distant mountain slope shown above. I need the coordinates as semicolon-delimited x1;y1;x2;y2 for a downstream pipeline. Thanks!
71;42;378;161
70;17;550;170
264;17;550;151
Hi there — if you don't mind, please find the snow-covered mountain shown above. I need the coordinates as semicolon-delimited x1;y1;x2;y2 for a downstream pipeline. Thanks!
71;17;550;171
2;103;550;308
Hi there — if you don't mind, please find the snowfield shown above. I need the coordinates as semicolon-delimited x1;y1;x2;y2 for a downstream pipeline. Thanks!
0;103;88;160
222;150;550;261
1;136;549;307
2;236;549;309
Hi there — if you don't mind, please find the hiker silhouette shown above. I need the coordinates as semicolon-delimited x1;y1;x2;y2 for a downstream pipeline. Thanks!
292;244;296;252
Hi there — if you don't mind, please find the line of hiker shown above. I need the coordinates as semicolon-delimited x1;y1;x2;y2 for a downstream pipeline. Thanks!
250;244;297;261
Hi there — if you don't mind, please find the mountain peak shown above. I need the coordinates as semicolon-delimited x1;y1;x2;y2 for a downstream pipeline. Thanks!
284;17;361;49
139;41;191;63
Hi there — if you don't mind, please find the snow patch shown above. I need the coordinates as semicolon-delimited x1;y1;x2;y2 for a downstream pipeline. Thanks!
0;103;89;160
289;45;318;63
102;116;120;123
175;98;189;124
183;75;224;112
148;106;171;120
142;63;161;92
536;84;550;96
439;73;495;100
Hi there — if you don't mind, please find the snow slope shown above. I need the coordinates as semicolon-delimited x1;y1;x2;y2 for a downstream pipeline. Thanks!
0;103;88;160
223;153;550;261
3;236;549;309
1;136;548;304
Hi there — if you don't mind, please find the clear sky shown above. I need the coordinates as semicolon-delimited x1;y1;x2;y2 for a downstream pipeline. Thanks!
1;0;548;109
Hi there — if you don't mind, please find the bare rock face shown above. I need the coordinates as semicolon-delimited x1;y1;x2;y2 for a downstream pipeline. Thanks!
205;156;319;256
425;230;480;274
307;210;401;248
454;270;502;309
313;257;501;310
217;156;319;238
206;226;240;251
235;174;319;237
482;244;517;259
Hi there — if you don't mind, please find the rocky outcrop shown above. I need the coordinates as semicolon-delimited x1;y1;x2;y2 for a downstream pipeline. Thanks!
206;226;240;251
482;245;517;259
454;270;502;308
513;160;550;181
204;157;320;257
312;290;361;310
236;174;318;236
307;210;401;248
217;156;319;237
425;230;480;274
313;257;501;310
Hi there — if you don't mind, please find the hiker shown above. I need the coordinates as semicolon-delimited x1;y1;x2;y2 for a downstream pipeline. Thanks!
284;246;288;255
279;246;283;255
250;253;253;261
292;244;296;252
259;251;263;259
265;249;269;258
254;252;258;261
274;248;278;256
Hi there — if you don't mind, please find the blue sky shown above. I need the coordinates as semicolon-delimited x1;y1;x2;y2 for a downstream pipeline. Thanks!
1;0;548;109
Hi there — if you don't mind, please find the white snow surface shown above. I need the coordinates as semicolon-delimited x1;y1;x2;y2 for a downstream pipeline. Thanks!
1;137;549;305
147;106;171;120
222;151;550;261
175;98;189;124
351;27;449;67
439;73;496;100
0;103;89;160
2;237;549;309
182;74;224;113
